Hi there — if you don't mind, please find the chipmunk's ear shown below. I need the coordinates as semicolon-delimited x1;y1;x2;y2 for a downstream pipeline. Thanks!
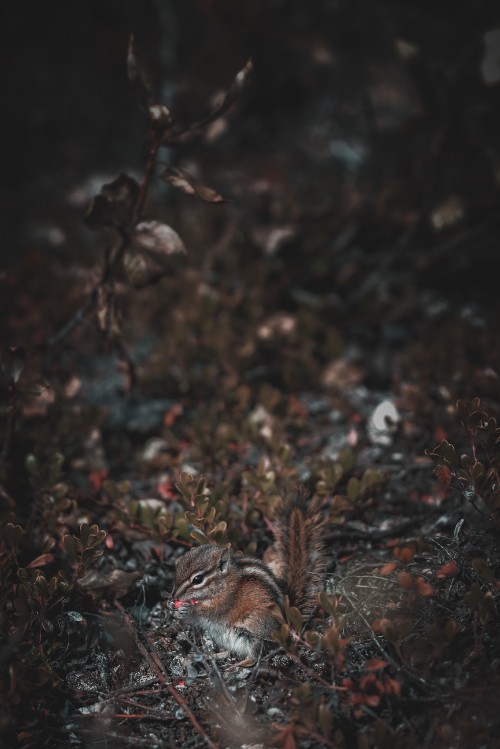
219;547;230;572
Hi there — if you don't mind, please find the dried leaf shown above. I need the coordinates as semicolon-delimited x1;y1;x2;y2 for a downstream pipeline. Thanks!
85;173;140;230
364;659;388;671
26;553;55;569
160;166;228;203
164;58;253;145
77;569;141;592
436;560;459;578
123;221;187;287
127;34;155;111
397;571;414;589
415;577;434;597
132;220;186;255
379;562;398;575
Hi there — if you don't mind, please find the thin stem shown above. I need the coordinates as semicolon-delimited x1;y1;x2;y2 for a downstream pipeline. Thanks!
46;293;96;349
115;604;219;749
135;130;163;221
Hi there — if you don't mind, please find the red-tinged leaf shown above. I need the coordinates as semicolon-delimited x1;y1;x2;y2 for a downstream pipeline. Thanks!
151;546;162;561
379;562;398;575
359;674;378;690
127;34;155;111
434;426;447;443
436;560;459;579
157;480;175;500
160;166;228;203
365;694;382;707
89;470;108;492
415;577;434;597
435;464;452;485
163;403;183;428
394;546;414;564
364;659;388;672
383;678;401;696
26;553;54;569
397;571;414;589
282;727;297;749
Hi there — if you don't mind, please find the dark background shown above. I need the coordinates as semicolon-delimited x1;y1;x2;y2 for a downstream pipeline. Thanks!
2;0;500;297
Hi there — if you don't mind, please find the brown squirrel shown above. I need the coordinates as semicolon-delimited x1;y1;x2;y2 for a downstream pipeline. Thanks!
172;491;325;661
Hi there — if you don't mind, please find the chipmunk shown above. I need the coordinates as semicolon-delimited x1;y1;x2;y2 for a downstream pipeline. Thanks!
172;492;324;662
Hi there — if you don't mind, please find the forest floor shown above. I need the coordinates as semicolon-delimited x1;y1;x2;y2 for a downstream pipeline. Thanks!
2;193;500;749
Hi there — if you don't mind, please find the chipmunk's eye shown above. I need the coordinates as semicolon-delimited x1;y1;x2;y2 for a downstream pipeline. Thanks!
192;574;205;585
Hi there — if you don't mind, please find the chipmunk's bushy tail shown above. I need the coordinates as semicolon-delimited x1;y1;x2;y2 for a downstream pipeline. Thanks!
274;488;325;613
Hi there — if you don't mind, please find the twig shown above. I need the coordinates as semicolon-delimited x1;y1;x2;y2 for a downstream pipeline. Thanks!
110;678;160;697
46;292;97;349
115;605;219;749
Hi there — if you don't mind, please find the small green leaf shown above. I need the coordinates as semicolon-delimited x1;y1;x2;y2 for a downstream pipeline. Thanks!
319;591;338;616
190;528;208;544
318;703;333;738
346;477;360;502
286;605;303;632
79;523;90;546
63;534;77;561
471;557;496;584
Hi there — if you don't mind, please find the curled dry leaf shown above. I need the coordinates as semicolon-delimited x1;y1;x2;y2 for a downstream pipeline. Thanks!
26;553;55;569
123;220;187;287
85;173;140;230
160;166;228;203
163;58;253;145
77;568;141;593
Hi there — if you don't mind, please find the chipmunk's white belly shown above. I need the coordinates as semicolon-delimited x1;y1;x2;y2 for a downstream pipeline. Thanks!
198;616;252;658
